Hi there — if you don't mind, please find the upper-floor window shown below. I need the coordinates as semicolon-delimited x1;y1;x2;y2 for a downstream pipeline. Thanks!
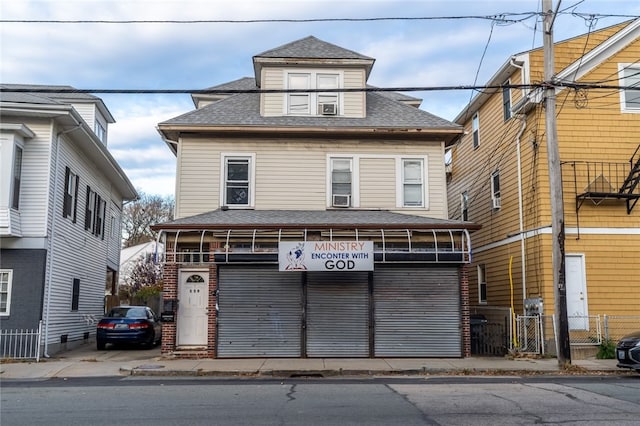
330;158;352;207
461;191;469;221
85;187;106;238
491;170;501;210
287;71;340;116
478;264;487;304
402;159;425;208
63;167;79;222
11;146;23;209
0;270;13;316
222;154;255;208
472;113;480;149
502;79;512;120
620;64;640;112
94;120;106;143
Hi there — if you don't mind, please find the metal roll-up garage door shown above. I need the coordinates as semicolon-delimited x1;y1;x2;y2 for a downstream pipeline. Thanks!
374;267;461;357
306;272;369;357
217;266;302;357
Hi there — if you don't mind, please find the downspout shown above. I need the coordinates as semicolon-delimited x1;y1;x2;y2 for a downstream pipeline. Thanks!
511;55;528;314
43;121;82;357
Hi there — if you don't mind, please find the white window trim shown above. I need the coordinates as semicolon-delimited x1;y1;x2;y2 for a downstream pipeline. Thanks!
284;70;344;116
491;170;501;210
461;191;469;221
472;112;480;149
477;264;487;304
0;269;13;316
502;79;512;120
395;157;428;209
326;155;359;208
619;63;640;113
220;153;256;209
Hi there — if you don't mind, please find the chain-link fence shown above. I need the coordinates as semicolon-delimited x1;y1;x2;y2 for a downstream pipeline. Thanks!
515;314;640;357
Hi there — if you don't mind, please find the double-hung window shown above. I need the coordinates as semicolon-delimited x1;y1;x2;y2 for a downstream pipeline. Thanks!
222;155;254;208
330;158;352;207
11;146;23;209
94;120;106;144
502;79;512;120
63;167;79;222
472;113;480;149
402;159;424;207
461;191;469;221
620;64;640;112
491;170;501;209
85;187;106;238
287;71;340;116
478;264;487;304
0;270;13;316
287;73;311;114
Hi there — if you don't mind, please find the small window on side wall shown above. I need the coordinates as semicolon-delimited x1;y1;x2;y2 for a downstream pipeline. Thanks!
71;278;80;311
11;146;23;210
502;80;512;120
461;191;469;221
472;113;480;149
478;264;487;304
0;270;13;315
491;170;501;210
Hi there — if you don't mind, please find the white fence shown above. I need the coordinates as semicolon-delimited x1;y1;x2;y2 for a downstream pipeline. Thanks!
0;321;42;362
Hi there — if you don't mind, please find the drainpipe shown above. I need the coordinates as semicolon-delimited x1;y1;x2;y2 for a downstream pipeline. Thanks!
43;121;82;357
514;114;527;314
510;55;529;314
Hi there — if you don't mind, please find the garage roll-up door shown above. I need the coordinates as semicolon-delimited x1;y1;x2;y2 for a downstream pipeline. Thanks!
217;266;302;357
374;267;461;357
306;272;369;357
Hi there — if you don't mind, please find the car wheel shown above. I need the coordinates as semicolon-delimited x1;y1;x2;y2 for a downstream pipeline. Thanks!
97;339;106;350
145;332;155;349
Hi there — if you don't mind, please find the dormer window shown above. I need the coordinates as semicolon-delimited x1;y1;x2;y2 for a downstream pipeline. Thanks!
286;71;340;116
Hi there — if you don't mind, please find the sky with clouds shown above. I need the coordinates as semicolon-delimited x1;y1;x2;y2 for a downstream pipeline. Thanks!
1;0;639;197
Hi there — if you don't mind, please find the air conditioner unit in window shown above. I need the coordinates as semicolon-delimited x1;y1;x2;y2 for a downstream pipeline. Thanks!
320;103;337;115
492;196;502;209
332;194;350;207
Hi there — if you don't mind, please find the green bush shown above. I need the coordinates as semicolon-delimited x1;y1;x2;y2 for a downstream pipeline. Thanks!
596;339;616;359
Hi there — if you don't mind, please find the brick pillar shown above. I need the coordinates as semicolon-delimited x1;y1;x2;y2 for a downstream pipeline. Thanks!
460;264;471;358
207;242;218;358
161;243;177;355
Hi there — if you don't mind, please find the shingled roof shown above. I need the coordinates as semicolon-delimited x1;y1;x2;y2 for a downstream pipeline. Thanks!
154;209;479;230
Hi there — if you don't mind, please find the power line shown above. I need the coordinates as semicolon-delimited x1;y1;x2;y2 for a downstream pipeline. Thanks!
0;83;634;95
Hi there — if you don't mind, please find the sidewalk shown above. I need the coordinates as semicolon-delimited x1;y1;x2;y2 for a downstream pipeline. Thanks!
0;344;624;379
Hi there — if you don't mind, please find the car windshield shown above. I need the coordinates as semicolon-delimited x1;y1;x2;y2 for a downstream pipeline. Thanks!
108;307;148;318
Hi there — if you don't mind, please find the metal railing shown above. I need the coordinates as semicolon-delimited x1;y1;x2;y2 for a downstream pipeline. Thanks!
0;321;42;362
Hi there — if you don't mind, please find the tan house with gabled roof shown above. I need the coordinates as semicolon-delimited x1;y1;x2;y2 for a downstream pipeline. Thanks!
153;36;480;359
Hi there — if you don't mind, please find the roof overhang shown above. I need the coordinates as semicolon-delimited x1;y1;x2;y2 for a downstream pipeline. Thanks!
157;125;463;155
253;57;375;86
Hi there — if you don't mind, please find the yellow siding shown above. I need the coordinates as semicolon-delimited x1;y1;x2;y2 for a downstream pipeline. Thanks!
448;21;640;317
176;138;447;219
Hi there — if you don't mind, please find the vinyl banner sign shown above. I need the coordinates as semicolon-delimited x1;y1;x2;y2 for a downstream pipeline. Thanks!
279;241;374;272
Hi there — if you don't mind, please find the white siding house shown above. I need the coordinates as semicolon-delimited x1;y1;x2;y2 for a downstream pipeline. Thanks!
0;84;137;356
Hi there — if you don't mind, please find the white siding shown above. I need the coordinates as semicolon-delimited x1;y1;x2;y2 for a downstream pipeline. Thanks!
261;68;284;116
70;103;96;130
43;132;124;347
176;138;448;219
343;69;366;118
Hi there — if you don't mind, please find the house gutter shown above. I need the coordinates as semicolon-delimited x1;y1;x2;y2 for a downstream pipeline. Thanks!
43;119;82;358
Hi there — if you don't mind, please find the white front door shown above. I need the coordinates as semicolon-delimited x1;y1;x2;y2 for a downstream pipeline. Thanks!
565;254;589;330
177;270;209;346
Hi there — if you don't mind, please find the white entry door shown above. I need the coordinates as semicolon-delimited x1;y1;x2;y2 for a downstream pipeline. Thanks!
565;254;589;330
177;270;209;346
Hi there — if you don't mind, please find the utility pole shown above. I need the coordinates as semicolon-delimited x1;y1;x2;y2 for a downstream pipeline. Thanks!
543;0;571;366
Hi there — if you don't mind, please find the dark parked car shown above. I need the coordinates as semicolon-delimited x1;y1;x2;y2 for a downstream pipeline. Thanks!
616;331;640;372
96;306;162;350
